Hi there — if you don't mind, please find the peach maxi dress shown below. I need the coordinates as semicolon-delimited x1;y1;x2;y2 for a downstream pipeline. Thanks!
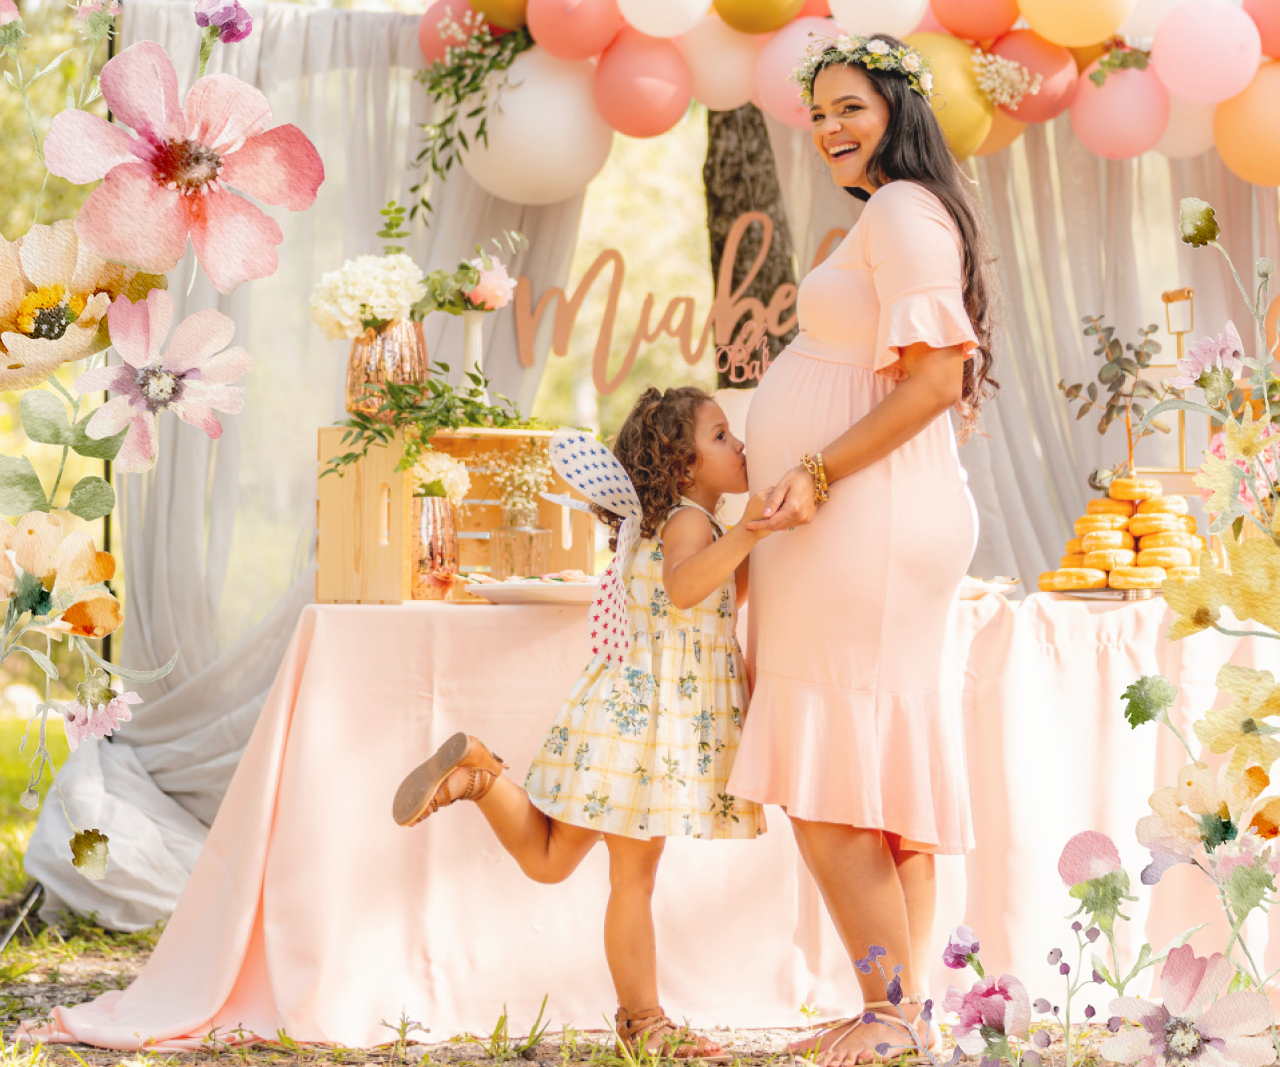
727;180;979;854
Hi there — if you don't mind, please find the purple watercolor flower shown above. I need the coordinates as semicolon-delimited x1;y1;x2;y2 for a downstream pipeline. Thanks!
1168;321;1246;390
194;0;252;43
944;925;981;970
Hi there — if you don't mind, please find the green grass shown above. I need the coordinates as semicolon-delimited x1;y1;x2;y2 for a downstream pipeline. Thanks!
0;716;69;899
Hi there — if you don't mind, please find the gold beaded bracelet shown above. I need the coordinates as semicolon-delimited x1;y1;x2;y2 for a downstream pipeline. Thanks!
801;453;829;505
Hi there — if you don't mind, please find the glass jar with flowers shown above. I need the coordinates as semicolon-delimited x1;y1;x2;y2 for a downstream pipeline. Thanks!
411;450;470;599
485;438;554;579
310;203;429;419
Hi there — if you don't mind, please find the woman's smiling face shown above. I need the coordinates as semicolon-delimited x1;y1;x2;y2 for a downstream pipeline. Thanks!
809;62;891;193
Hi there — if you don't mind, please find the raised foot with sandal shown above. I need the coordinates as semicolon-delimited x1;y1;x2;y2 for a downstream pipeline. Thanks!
614;1006;730;1063
788;995;937;1065
392;732;509;827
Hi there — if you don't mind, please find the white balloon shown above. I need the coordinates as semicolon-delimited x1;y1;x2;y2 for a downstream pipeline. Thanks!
618;0;705;38
675;14;761;112
827;0;928;36
1121;0;1186;39
461;48;614;206
1153;93;1216;158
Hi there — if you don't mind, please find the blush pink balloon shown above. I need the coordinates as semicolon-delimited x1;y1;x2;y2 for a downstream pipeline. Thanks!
756;16;842;128
932;0;1018;40
1244;0;1280;58
991;30;1078;122
594;26;693;137
1152;0;1262;104
527;0;622;60
1070;61;1169;159
798;0;831;14
912;4;946;32
418;0;506;65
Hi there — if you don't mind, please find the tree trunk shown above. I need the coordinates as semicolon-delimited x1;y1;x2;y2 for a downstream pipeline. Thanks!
703;104;799;391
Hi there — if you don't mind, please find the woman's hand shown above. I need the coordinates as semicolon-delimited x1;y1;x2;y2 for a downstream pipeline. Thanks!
746;465;817;532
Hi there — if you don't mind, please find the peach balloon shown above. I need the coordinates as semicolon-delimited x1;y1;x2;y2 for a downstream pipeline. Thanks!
527;0;622;60
933;0;1018;41
1152;0;1262;104
991;30;1078;122
755;16;842;127
1215;59;1280;185
798;0;831;14
1019;0;1136;47
714;0;805;33
1244;0;1280;58
594;27;693;137
1153;94;1215;158
912;4;946;32
1069;60;1169;159
974;108;1026;155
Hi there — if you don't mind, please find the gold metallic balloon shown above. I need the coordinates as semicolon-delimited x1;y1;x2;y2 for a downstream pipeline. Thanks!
905;32;994;161
713;0;805;34
1068;41;1110;72
470;0;528;30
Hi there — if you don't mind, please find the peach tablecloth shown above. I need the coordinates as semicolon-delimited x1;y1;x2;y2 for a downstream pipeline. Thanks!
24;595;1280;1049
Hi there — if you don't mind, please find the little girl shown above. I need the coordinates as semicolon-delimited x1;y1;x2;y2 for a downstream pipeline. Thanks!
392;385;769;1061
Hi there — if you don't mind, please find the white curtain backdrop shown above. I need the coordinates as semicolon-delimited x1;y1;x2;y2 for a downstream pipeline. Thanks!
24;0;586;928
765;113;1280;588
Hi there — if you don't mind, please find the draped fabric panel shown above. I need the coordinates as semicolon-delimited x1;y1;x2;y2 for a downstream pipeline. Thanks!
24;0;586;928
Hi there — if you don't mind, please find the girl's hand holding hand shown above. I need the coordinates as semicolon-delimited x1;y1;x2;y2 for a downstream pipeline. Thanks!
746;466;817;532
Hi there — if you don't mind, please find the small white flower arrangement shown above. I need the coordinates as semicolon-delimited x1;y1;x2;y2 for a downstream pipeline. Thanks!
309;253;427;341
971;49;1042;110
413;450;471;505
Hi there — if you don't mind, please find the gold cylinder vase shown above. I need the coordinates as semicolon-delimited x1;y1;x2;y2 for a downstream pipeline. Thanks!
412;495;459;600
345;320;429;420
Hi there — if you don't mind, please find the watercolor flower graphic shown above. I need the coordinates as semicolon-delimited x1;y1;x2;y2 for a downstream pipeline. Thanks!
73;288;253;473
943;974;1031;1058
43;40;324;294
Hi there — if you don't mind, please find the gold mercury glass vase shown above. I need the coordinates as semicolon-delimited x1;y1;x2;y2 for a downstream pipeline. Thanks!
345;319;429;420
412;495;459;600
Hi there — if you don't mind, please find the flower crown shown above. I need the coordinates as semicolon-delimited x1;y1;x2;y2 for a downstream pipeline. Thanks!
790;34;933;105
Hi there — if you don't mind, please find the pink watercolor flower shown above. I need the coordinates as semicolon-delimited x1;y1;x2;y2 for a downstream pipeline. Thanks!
1201;427;1280;511
1100;945;1275;1067
62;691;143;751
73;0;120;22
466;257;516;311
942;925;980;970
194;0;252;43
942;974;1031;1057
1169;321;1246;389
0;0;21;25
43;41;324;295
72;288;253;472
1058;830;1123;886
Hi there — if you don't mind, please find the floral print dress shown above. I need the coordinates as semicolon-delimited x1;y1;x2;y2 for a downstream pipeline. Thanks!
525;502;765;840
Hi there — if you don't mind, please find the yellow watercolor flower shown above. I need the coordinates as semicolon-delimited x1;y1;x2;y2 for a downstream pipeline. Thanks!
1222;534;1280;636
1193;700;1280;779
1225;407;1273;461
1217;663;1280;719
1163;549;1231;640
1195;456;1249;516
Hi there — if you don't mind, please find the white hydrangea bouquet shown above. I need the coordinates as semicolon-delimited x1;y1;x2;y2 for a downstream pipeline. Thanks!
309;252;427;340
413;451;470;505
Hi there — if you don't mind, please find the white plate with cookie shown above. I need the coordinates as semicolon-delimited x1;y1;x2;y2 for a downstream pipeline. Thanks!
465;572;599;605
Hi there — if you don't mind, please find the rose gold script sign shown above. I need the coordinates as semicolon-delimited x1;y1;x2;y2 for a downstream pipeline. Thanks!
514;212;847;395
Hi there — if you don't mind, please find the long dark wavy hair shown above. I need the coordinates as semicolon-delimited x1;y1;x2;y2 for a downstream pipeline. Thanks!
592;385;711;551
810;36;1000;441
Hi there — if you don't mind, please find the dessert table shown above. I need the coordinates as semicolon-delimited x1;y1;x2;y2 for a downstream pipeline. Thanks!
24;594;1280;1050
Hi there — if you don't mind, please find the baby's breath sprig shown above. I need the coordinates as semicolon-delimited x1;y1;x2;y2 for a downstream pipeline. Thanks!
411;8;533;220
971;49;1042;110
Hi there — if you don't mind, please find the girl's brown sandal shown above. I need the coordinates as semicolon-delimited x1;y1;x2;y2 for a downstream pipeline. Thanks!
392;732;509;827
614;1006;731;1063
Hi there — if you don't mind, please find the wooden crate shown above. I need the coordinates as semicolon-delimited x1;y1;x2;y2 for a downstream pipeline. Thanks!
316;426;594;605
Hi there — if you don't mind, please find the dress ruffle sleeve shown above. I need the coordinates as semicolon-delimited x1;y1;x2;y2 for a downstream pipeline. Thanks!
863;181;979;379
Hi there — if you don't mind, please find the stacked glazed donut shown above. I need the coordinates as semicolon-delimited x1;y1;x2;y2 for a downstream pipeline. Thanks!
1038;478;1207;593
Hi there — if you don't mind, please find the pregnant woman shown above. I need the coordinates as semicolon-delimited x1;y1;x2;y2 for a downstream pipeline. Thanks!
727;34;998;1066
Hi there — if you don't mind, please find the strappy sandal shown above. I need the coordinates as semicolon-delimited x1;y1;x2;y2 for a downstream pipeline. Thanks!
614;1006;731;1063
795;996;935;1064
392;732;509;827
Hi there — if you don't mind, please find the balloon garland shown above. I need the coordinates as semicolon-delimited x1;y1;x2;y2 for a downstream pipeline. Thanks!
413;0;1280;205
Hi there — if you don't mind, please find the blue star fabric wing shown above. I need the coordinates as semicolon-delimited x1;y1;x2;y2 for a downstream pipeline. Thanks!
550;430;641;521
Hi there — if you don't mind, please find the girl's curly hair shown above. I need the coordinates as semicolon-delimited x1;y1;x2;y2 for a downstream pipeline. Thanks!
592;385;711;551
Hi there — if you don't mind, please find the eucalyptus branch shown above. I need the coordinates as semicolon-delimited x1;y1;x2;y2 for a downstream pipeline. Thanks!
1211;623;1280;640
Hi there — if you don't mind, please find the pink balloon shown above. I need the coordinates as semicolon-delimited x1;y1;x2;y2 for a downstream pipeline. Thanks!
932;0;1018;40
1245;0;1280;59
912;4;947;33
1152;0;1262;104
1070;61;1169;159
418;0;506;65
991;30;1078;122
594;27;693;137
528;0;622;60
798;0;831;14
755;16;842;129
